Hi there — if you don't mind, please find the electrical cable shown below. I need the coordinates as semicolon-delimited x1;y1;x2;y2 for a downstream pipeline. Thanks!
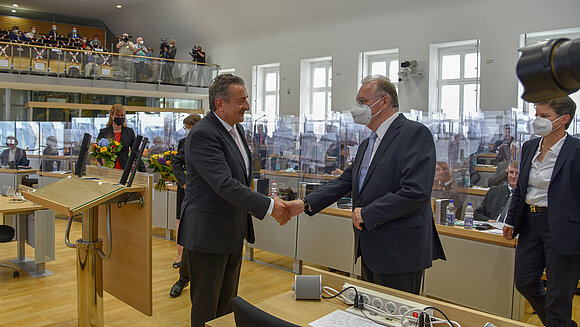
423;306;460;327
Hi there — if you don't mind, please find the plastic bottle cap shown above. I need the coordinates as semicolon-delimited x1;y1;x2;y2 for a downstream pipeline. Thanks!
449;200;453;203
468;202;472;205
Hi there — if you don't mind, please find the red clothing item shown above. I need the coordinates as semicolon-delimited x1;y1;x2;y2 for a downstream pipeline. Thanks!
114;132;122;169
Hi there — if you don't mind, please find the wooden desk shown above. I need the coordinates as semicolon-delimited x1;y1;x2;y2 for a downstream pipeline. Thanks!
425;224;524;319
0;195;55;277
475;165;496;173
0;168;40;190
207;266;533;327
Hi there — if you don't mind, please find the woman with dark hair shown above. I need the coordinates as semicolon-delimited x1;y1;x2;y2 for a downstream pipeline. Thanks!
96;104;145;171
504;96;579;326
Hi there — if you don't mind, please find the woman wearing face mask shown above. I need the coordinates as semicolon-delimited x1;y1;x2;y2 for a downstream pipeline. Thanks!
96;104;146;172
168;114;201;298
503;96;580;327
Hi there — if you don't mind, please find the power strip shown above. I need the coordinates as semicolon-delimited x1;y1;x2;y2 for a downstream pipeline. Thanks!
342;282;433;320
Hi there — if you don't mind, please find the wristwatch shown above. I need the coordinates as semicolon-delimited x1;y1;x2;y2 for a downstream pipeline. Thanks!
302;198;311;213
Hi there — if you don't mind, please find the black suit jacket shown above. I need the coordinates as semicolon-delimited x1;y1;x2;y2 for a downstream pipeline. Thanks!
1;148;29;167
474;185;510;221
506;135;580;255
177;111;271;254
305;114;445;275
96;126;146;172
172;137;187;188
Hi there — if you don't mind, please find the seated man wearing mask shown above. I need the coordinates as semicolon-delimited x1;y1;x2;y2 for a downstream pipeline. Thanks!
1;136;29;167
475;160;519;223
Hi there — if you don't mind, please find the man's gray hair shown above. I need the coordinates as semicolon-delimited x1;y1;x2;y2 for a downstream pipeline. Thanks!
209;74;245;112
535;96;576;129
361;75;399;112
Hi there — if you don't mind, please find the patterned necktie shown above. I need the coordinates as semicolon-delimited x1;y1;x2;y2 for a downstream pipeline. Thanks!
358;132;378;192
229;128;249;175
498;189;513;223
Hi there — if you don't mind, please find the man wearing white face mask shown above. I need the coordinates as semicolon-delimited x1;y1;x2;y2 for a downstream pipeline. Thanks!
286;75;445;294
133;37;149;82
503;96;579;327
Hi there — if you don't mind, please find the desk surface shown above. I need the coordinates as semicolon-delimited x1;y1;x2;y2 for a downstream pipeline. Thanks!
0;168;40;174
0;195;43;214
475;165;496;173
207;266;533;327
435;224;516;248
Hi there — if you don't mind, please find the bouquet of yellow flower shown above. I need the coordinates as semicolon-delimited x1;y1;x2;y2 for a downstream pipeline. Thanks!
89;138;122;168
147;150;178;191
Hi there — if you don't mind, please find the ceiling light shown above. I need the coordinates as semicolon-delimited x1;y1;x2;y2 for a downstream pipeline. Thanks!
116;4;122;8
11;9;16;12
12;4;18;7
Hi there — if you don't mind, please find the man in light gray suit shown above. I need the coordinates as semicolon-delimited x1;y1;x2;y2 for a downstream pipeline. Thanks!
178;74;289;326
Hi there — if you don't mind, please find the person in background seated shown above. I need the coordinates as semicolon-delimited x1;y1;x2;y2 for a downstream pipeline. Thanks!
169;114;202;298
1;136;29;167
84;44;100;79
67;27;81;40
148;136;166;155
41;136;60;172
494;125;514;150
49;24;58;38
96;104;146;172
488;141;518;187
25;26;37;40
475;160;518;222
432;161;463;218
8;26;26;42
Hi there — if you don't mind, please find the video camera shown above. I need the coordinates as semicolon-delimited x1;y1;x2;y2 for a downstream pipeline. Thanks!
160;38;169;52
517;38;580;102
120;34;133;42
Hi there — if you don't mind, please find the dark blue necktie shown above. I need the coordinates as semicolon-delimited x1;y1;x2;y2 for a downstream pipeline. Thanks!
358;132;378;192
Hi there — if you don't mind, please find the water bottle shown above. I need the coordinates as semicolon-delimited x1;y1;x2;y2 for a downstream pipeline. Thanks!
464;169;471;188
52;160;58;172
464;202;474;230
446;200;455;226
271;180;278;197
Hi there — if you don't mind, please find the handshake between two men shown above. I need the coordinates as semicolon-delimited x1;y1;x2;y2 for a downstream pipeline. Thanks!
269;198;365;230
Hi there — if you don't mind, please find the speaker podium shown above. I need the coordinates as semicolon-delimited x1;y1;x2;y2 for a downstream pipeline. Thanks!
23;166;153;327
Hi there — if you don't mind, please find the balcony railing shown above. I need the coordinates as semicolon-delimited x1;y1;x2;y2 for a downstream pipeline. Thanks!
0;41;219;87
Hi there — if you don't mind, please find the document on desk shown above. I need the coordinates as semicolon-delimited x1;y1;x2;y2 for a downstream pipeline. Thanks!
309;309;382;327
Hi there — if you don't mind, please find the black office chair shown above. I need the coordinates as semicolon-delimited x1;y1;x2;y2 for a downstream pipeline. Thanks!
0;225;20;278
232;296;300;327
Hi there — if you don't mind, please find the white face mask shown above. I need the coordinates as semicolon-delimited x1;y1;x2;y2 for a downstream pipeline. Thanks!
185;127;192;135
350;97;383;125
139;40;144;45
532;115;563;136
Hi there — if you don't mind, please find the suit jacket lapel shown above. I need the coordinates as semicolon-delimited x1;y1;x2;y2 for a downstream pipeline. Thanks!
520;138;540;194
235;124;251;183
550;136;573;181
359;114;404;194
209;112;248;183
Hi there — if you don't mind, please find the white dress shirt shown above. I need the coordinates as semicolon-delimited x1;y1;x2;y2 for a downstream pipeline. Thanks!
215;113;274;214
369;112;400;163
525;134;567;207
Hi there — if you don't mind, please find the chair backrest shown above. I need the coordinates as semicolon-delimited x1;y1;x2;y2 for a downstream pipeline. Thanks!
232;296;300;327
0;225;15;243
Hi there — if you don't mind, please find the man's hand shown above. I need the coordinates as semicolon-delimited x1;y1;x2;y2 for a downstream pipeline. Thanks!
352;207;364;230
271;197;291;226
503;225;514;241
487;219;496;223
286;200;305;217
331;168;343;176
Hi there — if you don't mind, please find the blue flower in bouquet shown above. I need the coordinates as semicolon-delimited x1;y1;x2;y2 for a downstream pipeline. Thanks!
98;138;110;147
157;157;167;165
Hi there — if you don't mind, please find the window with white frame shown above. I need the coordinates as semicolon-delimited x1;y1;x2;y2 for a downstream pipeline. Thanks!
360;49;399;88
300;57;332;121
430;40;480;120
251;63;280;132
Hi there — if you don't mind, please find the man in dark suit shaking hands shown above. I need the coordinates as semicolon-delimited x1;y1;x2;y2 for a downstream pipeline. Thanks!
287;75;445;294
178;74;290;326
504;96;579;327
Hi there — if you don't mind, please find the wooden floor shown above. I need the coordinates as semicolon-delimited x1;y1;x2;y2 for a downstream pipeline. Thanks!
0;218;577;326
